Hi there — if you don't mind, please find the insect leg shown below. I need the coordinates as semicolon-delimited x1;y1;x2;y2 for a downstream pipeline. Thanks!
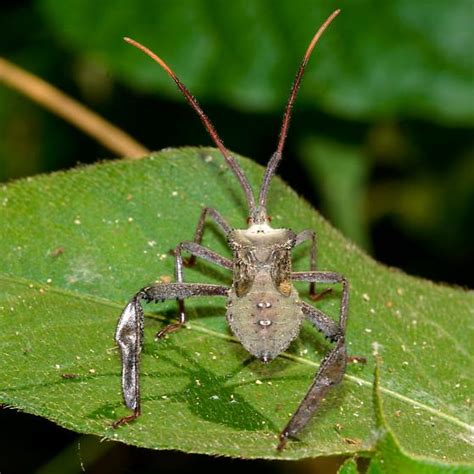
171;241;232;338
293;273;366;367
291;271;349;330
113;282;229;428
294;230;332;300
185;207;232;267
277;272;349;450
171;207;231;331
176;241;232;273
300;301;342;341
277;334;346;451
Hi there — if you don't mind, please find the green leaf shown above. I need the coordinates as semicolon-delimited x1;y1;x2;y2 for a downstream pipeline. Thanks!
299;136;371;249
338;458;360;474
366;348;473;473
38;0;474;123
0;148;472;461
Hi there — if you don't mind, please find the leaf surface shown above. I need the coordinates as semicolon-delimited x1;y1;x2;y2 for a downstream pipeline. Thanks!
0;148;472;460
366;350;473;473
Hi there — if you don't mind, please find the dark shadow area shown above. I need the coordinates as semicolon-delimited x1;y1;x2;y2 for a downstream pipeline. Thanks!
0;408;356;474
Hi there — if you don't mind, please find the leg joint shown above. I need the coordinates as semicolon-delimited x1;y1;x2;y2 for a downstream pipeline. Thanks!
328;330;344;344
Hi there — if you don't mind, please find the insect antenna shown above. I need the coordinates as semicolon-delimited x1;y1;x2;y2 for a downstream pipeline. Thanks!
257;9;340;212
124;37;256;212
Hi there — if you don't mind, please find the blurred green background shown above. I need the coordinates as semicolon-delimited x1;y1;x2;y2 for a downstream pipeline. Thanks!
1;0;472;472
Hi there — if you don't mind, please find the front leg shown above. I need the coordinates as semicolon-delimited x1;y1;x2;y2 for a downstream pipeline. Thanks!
171;241;232;337
113;282;229;428
185;206;232;267
172;207;232;332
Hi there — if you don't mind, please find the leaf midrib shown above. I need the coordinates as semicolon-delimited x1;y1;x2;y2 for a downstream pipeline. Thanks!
2;272;472;434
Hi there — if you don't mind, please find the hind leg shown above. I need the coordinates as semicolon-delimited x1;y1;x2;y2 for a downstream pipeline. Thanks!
113;282;229;427
277;271;349;450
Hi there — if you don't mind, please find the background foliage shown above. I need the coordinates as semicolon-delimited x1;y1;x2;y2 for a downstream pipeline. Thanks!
0;0;472;472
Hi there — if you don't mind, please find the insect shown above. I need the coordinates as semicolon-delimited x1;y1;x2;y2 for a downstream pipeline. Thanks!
114;9;349;451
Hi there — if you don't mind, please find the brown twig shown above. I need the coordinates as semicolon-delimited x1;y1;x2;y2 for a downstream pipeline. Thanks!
0;57;149;159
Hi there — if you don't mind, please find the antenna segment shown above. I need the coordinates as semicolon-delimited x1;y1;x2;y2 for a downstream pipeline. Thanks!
124;37;256;212
257;9;340;211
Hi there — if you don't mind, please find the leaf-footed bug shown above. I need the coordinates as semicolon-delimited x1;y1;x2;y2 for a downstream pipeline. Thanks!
114;9;353;450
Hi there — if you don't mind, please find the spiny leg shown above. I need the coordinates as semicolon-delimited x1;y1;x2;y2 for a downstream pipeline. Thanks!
294;230;332;301
113;296;144;427
113;282;229;428
176;241;232;274
277;271;349;450
277;333;346;451
300;301;342;342
184;207;232;267
291;271;349;330
170;240;232;338
171;206;232;336
294;273;366;367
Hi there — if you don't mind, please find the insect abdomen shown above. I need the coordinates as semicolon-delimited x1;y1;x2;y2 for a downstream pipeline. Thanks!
226;272;304;362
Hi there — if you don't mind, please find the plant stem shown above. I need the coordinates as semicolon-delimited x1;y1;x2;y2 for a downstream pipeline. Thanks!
0;57;149;159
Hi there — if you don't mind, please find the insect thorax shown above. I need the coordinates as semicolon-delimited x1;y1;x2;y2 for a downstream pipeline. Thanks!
228;224;296;295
